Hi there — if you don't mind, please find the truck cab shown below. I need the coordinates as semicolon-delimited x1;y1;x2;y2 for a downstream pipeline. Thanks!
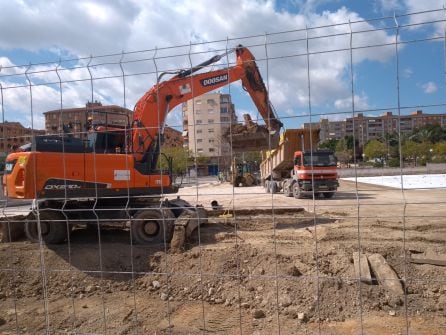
292;150;339;198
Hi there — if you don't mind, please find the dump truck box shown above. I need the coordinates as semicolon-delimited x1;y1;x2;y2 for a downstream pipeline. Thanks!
260;129;320;181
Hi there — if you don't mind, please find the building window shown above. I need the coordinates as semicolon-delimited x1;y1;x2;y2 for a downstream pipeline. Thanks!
208;128;214;133
220;117;229;122
195;100;202;105
208;119;214;124
221;107;228;113
197;148;203;153
208;109;215;114
208;139;215;143
196;120;202;124
197;139;203;143
196;129;202;134
209;148;215;153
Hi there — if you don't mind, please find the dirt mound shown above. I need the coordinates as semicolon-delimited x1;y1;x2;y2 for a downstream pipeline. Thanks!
1;196;445;333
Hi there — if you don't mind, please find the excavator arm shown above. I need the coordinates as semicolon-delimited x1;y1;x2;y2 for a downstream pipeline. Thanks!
132;45;282;163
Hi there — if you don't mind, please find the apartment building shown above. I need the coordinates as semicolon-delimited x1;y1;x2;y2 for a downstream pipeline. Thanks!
182;93;237;175
163;127;183;148
304;110;446;147
44;101;133;138
0;122;45;153
45;101;183;148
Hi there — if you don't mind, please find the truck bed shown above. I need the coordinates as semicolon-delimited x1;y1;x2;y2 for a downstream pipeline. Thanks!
260;129;320;180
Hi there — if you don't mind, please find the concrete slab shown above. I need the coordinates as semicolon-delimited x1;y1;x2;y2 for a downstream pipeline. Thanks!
353;252;373;284
368;253;404;296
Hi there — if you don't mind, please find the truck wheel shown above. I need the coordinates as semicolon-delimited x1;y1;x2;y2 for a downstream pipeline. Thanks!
25;211;68;244
292;183;303;199
240;177;247;187
131;209;175;244
322;192;335;199
234;176;242;187
270;181;278;194
283;181;293;197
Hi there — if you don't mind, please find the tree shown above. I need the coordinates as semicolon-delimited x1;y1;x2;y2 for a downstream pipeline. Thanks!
319;138;338;152
335;138;353;166
401;140;431;166
380;131;400;159
432;141;446;162
343;135;356;150
195;153;210;166
158;146;191;176
411;124;446;144
364;140;387;161
410;128;433;144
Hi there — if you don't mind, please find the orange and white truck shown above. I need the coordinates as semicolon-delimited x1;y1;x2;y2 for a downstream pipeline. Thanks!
260;129;339;198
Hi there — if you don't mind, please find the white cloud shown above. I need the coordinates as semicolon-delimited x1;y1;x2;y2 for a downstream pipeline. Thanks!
0;57;15;69
422;81;438;94
0;1;138;55
233;108;257;123
403;67;413;78
403;0;445;34
0;0;403;129
377;0;404;12
334;94;369;111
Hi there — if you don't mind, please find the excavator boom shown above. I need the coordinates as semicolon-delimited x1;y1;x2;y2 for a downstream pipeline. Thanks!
132;45;282;162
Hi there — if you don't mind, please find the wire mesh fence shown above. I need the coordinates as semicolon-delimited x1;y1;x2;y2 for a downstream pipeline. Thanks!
0;8;445;335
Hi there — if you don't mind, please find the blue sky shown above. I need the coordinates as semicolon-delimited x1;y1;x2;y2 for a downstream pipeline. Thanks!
0;0;445;131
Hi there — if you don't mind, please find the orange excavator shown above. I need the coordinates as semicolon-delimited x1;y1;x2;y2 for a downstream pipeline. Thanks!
2;45;282;246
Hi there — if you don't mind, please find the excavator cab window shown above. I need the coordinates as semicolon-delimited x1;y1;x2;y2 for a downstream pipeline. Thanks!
294;155;301;168
88;131;127;154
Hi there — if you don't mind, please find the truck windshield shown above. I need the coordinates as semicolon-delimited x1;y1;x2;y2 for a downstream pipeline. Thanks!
303;152;337;167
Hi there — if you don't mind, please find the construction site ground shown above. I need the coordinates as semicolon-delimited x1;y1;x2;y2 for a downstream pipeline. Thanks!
0;179;445;334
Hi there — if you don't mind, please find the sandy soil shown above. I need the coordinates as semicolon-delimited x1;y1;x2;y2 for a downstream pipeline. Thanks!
0;180;445;334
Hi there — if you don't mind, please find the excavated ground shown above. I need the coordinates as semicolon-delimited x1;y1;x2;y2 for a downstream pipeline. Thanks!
0;180;445;334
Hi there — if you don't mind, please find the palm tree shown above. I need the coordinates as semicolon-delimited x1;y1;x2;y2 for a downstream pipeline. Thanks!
409;128;433;143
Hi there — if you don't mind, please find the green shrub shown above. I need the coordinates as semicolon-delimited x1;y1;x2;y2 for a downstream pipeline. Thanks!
388;158;400;167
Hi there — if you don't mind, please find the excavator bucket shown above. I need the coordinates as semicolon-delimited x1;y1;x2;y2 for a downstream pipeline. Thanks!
224;114;281;152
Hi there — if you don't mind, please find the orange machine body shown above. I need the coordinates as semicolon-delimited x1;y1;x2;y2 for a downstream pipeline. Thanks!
3;45;281;200
3;151;172;199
